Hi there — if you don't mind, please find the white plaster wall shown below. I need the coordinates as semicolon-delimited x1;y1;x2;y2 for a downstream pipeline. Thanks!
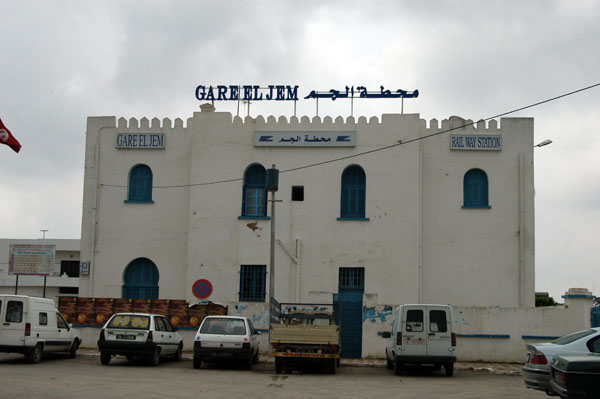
80;109;542;358
421;117;535;307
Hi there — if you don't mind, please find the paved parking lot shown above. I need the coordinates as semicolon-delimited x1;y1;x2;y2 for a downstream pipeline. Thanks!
0;353;547;399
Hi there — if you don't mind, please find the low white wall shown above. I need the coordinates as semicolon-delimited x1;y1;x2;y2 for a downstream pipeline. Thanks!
77;290;595;362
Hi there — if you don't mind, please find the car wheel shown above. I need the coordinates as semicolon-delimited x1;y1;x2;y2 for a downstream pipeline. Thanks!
386;357;393;370
149;347;161;366
242;358;252;370
394;360;403;376
172;343;183;362
275;356;283;374
27;343;43;364
69;339;79;358
100;352;111;365
252;350;259;364
445;363;454;377
193;356;202;369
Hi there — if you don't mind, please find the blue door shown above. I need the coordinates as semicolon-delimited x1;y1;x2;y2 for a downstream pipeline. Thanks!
122;258;159;299
336;267;364;359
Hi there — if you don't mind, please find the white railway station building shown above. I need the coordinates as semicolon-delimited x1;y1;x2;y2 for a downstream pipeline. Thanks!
79;99;542;359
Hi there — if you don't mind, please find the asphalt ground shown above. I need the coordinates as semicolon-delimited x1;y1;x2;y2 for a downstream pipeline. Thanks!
76;347;524;375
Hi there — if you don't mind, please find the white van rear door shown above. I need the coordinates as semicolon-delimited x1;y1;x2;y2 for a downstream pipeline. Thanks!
1;298;26;346
402;307;426;357
426;306;452;356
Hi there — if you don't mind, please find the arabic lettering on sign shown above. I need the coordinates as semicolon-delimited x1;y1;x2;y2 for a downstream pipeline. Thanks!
194;85;418;101
254;131;356;147
450;135;502;151
304;86;419;100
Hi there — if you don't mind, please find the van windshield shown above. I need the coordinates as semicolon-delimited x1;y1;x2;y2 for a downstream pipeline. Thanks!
200;318;246;335
107;314;150;330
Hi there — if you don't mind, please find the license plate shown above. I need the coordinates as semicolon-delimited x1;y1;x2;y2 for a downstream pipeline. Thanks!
403;339;425;345
117;334;136;340
212;352;232;357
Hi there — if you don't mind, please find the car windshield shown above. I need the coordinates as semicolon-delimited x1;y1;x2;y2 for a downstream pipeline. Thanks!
200;318;246;335
552;329;596;345
107;314;150;330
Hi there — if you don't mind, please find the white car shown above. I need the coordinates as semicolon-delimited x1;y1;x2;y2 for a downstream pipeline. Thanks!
523;327;600;394
97;313;183;366
193;316;260;370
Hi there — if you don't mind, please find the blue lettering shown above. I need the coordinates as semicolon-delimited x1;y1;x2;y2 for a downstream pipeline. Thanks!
266;85;275;100
195;85;206;101
243;86;253;100
127;135;134;147
253;85;263;100
286;85;298;100
229;85;239;100
205;86;215;101
276;85;285;100
140;134;147;147
116;134;125;147
217;85;228;100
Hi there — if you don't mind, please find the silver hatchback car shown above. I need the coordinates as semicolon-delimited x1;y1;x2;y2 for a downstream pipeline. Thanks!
193;316;260;370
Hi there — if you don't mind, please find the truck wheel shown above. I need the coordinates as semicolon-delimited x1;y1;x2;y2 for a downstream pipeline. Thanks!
445;363;454;377
149;347;161;366
275;357;283;374
394;361;403;376
69;339;79;358
100;352;111;365
327;358;336;374
386;358;393;370
27;343;43;363
193;356;202;369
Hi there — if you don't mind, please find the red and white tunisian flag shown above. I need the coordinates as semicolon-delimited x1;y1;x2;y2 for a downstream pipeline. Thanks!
0;118;21;153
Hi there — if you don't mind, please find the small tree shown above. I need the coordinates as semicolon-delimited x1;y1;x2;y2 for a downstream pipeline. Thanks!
535;296;557;307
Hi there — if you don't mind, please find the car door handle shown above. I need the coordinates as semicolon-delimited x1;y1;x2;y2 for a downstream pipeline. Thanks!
428;333;436;336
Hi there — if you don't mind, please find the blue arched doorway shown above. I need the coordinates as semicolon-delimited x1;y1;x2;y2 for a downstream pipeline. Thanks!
122;257;159;299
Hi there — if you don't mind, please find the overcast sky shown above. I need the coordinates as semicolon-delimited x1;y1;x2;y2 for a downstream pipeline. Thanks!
1;0;599;302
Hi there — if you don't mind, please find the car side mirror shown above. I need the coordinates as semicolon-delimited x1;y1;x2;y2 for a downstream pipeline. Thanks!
68;323;73;329
381;331;391;338
255;330;262;335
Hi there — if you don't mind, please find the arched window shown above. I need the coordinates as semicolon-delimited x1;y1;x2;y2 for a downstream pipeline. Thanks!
340;165;366;219
122;257;159;299
242;164;267;217
127;164;153;202
463;168;490;208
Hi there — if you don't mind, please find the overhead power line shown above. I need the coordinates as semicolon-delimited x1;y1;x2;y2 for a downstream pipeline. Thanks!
102;82;600;189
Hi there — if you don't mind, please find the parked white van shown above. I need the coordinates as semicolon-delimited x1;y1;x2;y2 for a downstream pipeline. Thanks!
384;304;457;376
0;295;81;363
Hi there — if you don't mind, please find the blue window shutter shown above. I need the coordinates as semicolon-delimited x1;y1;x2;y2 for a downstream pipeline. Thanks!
128;164;153;202
242;165;267;217
341;166;366;218
123;257;159;299
463;169;489;207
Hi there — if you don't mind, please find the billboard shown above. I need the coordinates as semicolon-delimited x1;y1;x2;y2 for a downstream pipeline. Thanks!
8;244;56;276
